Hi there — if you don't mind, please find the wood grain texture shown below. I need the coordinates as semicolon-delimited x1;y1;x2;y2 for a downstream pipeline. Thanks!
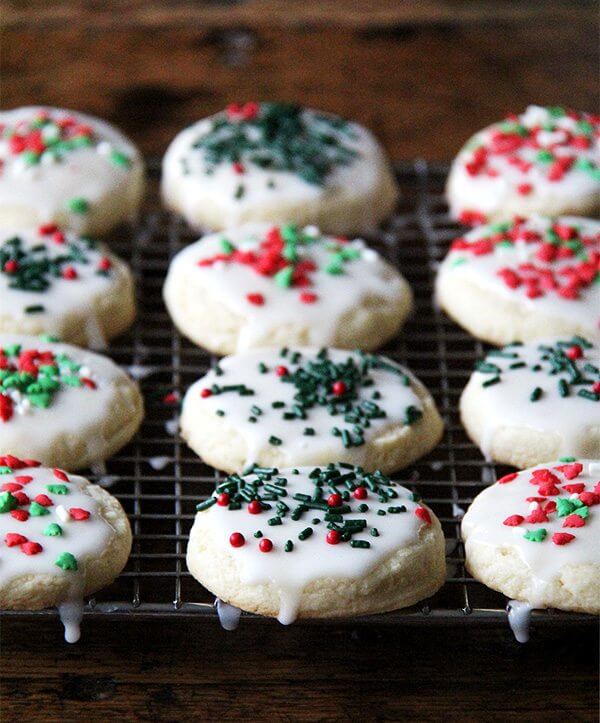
1;618;598;721
3;20;597;160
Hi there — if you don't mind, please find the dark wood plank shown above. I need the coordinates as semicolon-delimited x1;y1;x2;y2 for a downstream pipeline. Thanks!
3;21;597;160
1;618;598;721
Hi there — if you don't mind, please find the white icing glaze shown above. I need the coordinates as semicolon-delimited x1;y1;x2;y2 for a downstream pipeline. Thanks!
448;106;600;220
162;105;393;230
507;599;532;643
438;216;600;338
0;463;119;641
0;226;131;347
464;337;600;460
192;465;431;624
184;347;424;468
462;459;600;607
0;333;139;465
165;223;406;351
0;106;143;233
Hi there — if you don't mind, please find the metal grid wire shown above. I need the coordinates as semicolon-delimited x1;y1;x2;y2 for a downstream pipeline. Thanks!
5;161;594;628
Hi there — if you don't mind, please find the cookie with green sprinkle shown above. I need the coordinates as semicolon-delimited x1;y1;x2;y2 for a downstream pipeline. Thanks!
461;336;600;468
0;225;136;346
187;463;445;623
163;223;413;354
0;456;132;642
0;106;144;235
447;105;600;224
181;347;442;474
162;102;398;234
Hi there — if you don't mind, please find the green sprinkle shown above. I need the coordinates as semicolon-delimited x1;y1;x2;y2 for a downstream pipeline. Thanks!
43;523;63;536
110;149;131;168
67;197;89;214
530;387;543;402
0;491;18;513
269;435;282;446
55;552;78;571
298;527;313;540
524;528;547;542
29;501;50;517
46;484;69;495
284;540;294;552
350;540;370;549
196;498;217;511
274;265;294;288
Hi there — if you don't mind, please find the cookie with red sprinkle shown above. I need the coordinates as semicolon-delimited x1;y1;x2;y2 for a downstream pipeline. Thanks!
187;463;445;623
447;106;600;224
180;347;443;474
460;336;600;468
436;215;600;345
0;225;135;346
0;457;131;641
462;459;600;614
163;223;412;354
0;107;144;235
0;334;144;470
162;102;398;234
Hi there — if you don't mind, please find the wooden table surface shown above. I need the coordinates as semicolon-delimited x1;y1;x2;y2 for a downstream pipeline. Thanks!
1;2;599;720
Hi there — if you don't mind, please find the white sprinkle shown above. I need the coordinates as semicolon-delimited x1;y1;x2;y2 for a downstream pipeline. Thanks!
56;505;70;523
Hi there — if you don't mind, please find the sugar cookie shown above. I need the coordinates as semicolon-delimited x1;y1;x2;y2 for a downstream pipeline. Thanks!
460;337;600;468
462;459;600;614
0;225;135;347
187;463;446;623
0;106;144;235
0;456;131;641
181;347;443;473
436;216;600;345
447;105;600;224
163;223;412;354
162;102;398;234
0;334;144;469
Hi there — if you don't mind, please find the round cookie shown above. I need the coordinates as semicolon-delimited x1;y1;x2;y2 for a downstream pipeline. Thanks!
181;347;443;474
187;463;446;623
161;102;398;234
0;456;131;641
0;225;135;347
446;105;600;224
460;336;600;468
436;216;600;345
0;334;144;470
462;459;600;614
163;223;412;354
0;106;144;235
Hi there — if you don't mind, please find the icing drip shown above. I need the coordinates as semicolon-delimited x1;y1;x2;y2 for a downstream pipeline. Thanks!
215;598;242;630
466;336;600;460
185;347;424;469
439;216;600;335
192;464;432;624
462;459;600;608
0;457;119;641
148;456;171;471
507;599;533;643
167;223;406;351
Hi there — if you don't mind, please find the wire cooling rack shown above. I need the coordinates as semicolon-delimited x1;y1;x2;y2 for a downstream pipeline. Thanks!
4;161;595;629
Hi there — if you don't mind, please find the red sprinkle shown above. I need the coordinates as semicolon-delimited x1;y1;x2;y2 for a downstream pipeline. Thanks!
551;532;575;546
517;183;533;195
299;292;318;304
10;509;29;521
555;462;583;479
246;293;265;306
503;514;524;526
563;514;585;528
326;530;341;545
565;345;583;360
579;491;599;507
259;538;273;553
229;532;245;547
415;506;431;525
498;473;518;484
21;541;43;555
34;494;53;507
200;388;212;398
353;486;368;500
69;508;90;521
275;366;289;377
53;469;69;482
248;500;262;515
216;493;230;506
327;493;342;508
4;532;28;547
332;381;347;397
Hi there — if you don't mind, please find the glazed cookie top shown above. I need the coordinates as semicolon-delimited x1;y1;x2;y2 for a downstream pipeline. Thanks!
163;102;392;218
0;225;129;344
0;334;137;456
167;223;406;350
439;216;600;334
465;336;600;458
186;347;427;468
462;459;600;601
449;106;600;224
194;463;436;623
0;456;120;593
0;106;142;230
